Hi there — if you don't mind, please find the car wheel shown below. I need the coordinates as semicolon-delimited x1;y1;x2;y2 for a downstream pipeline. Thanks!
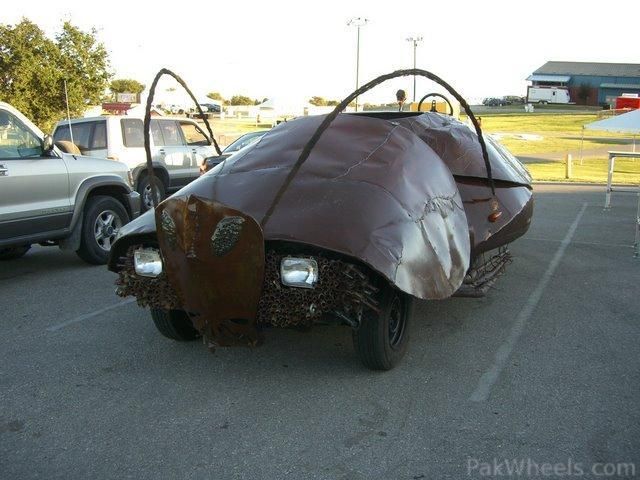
150;308;201;341
0;245;31;261
352;284;414;370
138;174;166;211
76;195;129;265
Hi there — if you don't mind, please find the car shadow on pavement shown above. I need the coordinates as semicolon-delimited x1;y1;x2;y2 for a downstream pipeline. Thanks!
0;247;92;281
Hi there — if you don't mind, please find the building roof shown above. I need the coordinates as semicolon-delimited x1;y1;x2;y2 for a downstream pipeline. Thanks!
532;61;640;78
527;74;571;82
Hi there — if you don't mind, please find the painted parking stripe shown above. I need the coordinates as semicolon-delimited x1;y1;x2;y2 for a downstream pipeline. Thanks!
521;236;633;249
470;202;588;402
47;298;137;332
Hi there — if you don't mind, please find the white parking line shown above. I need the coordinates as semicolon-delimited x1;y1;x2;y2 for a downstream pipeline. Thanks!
469;202;588;402
521;236;633;249
47;298;137;332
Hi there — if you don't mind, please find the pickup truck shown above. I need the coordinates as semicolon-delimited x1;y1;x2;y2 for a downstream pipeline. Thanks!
0;102;140;264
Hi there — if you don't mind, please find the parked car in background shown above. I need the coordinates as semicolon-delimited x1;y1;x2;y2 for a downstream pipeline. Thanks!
502;96;526;105
53;116;218;210
198;103;221;113
200;130;267;174
482;97;504;107
0;102;140;264
166;104;186;115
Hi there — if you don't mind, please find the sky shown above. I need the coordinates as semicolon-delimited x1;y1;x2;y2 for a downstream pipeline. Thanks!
6;0;640;105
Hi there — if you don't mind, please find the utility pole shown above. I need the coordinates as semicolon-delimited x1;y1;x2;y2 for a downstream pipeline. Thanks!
406;36;423;103
347;17;369;112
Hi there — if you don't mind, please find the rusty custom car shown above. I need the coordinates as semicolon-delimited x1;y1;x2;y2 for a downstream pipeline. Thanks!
108;69;533;370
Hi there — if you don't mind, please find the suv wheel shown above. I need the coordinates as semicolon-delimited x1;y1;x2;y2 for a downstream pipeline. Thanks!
76;195;129;265
138;174;166;211
352;284;414;370
0;245;31;261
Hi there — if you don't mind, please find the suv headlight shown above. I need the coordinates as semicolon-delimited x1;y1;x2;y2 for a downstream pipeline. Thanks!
280;257;318;289
134;248;163;277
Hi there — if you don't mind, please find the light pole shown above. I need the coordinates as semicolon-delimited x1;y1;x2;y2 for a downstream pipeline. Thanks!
406;36;423;103
347;17;368;112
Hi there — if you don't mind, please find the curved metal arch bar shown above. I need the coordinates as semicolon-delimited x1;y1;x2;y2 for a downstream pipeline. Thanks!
261;68;495;228
417;92;454;115
143;68;222;209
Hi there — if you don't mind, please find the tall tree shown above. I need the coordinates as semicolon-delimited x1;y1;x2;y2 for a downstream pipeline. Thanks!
56;21;111;112
0;19;63;130
0;19;111;131
110;79;145;95
309;96;327;106
229;95;254;106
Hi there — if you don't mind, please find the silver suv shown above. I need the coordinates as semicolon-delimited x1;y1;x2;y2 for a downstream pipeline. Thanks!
0;102;140;264
52;116;218;210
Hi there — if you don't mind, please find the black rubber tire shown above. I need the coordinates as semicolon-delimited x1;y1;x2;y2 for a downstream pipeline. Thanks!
150;308;201;341
76;195;129;265
352;285;414;371
0;245;31;260
137;174;166;212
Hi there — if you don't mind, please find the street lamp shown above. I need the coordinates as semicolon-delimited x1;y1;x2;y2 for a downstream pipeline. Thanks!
347;17;369;112
406;36;423;103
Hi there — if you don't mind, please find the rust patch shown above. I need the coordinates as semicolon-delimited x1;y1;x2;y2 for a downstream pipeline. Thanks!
155;195;265;347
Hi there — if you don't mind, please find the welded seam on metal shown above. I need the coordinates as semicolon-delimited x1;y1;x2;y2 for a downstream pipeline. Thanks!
144;68;222;209
331;125;399;180
469;202;588;402
260;68;494;228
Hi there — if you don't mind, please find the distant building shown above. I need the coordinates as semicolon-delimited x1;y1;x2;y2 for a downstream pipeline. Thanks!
527;61;640;106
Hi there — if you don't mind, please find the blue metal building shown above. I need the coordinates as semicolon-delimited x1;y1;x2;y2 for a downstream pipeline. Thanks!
527;61;640;106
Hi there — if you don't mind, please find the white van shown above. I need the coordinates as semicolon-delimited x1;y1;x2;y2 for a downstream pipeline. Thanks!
526;87;571;105
53;116;217;209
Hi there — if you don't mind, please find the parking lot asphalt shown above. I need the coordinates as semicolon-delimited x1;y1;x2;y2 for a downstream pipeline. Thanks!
1;184;639;480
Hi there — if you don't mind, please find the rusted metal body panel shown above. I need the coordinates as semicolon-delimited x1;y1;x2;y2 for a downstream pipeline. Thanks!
155;197;264;346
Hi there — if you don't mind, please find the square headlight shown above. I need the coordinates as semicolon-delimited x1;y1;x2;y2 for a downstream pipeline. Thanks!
134;248;163;278
280;257;318;289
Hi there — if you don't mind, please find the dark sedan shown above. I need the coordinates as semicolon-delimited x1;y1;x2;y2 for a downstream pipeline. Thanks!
200;130;267;174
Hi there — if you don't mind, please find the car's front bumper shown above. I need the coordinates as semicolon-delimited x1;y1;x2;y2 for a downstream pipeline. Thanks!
125;191;141;220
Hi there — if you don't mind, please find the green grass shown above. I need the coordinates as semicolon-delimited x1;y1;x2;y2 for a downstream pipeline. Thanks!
481;113;601;133
475;113;640;184
525;157;640;184
478;113;635;155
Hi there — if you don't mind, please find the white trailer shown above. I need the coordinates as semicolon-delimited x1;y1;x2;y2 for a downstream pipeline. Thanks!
527;86;571;104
